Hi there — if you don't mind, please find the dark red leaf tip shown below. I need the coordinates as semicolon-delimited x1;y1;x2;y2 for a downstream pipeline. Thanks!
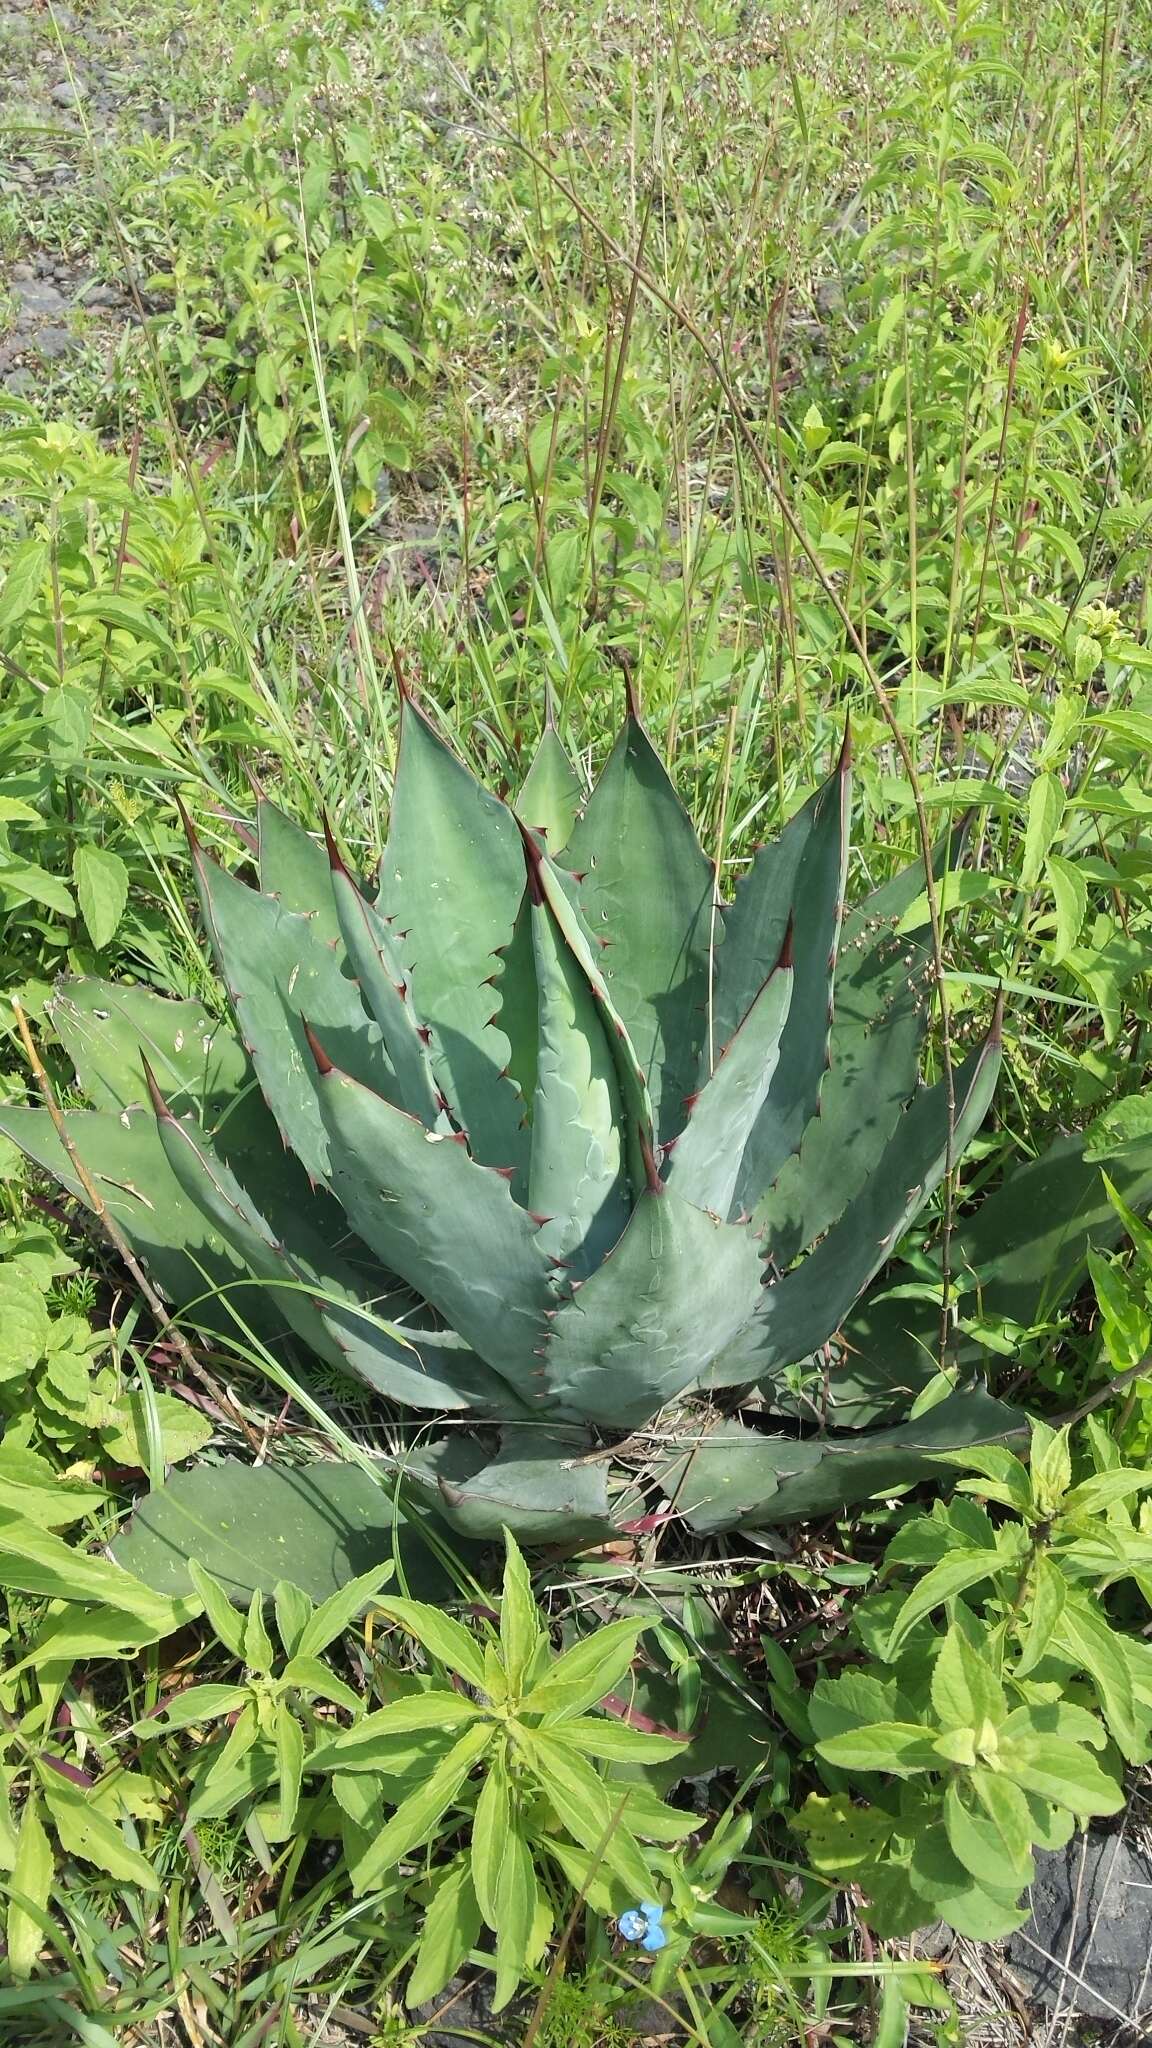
990;984;1005;1045
778;911;795;972
302;1022;334;1075
175;793;202;855
321;811;350;878
141;1056;171;1121
638;1125;664;1196
515;813;545;904
391;646;413;701
838;713;852;772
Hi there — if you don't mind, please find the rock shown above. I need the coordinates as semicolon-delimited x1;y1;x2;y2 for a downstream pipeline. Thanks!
411;1975;521;2044
3;367;35;396
1006;1830;1152;2024
50;79;79;107
617;1992;692;2039
30;324;77;360
9;261;35;282
14;278;66;316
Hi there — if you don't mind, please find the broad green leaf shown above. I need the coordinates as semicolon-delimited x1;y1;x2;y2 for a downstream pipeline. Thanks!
135;1685;249;1736
274;1581;313;1661
1053;1597;1143;1760
0;1508;193;1632
371;1598;487;1690
521;1730;655;1897
0;859;76;918
1029;1421;1072;1512
792;1792;897;1874
499;1535;541;1696
492;1821;538;2012
275;1702;305;1836
189;1563;246;1658
41;1774;159;1889
279;1654;360;1711
814;1722;941;1775
7;1792;52;1980
943;1777;1032;1890
885;1548;1014;1658
932;1444;1034;1514
72;846;129;953
242;1590;274;1675
294;1562;395;1662
406;1860;481;2008
471;1748;511;1926
1062;1469;1152;1517
0;538;48;633
930;1625;1005;1732
112;1459;452;1607
545;1717;689;1764
968;1772;1035;1884
1015;1554;1066;1677
999;1735;1123;1814
523;1617;644;1721
562;710;714;1143
326;1693;485;1768
0;1266;50;1380
348;1720;494;1892
96;1391;213;1470
1047;853;1087;960
1021;771;1066;889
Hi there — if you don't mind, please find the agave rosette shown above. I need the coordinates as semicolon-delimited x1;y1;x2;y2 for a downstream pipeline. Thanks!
1;687;1018;1544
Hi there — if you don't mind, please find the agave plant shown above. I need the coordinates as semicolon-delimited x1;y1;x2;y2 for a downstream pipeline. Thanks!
0;687;1021;1562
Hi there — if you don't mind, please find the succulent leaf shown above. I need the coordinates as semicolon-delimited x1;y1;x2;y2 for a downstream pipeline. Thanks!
543;1186;765;1427
722;733;851;1216
523;839;629;1278
0;1104;268;1338
258;800;342;943
191;843;392;1182
657;1386;1026;1532
311;1052;554;1406
756;829;967;1262
704;1013;1003;1390
148;1078;496;1412
377;691;528;1174
562;709;715;1143
664;938;793;1216
527;834;656;1201
0;705;1024;1547
516;721;584;849
48;980;247;1119
404;1428;616;1544
111;1458;456;1603
839;1128;1152;1424
327;830;444;1130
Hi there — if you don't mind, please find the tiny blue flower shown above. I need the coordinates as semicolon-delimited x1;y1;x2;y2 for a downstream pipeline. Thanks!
618;1902;666;1951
